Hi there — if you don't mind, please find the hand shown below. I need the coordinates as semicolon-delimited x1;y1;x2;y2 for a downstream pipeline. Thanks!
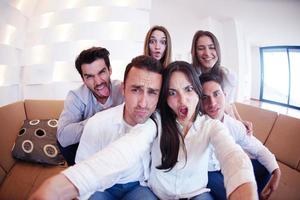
260;168;281;200
29;174;79;200
242;120;253;135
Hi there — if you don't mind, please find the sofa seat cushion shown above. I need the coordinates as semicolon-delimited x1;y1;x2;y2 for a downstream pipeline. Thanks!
0;166;5;186
271;161;300;200
28;164;67;196
0;161;66;200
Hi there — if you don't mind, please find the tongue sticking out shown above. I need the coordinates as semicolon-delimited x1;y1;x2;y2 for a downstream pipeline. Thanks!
96;84;110;97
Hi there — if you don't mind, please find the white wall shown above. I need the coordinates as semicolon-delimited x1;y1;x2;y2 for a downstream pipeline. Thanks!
1;0;300;106
150;0;300;101
0;0;151;106
0;0;28;106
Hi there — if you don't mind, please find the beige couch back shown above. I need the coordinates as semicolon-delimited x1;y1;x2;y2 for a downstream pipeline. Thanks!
266;114;300;170
24;99;64;120
235;102;278;143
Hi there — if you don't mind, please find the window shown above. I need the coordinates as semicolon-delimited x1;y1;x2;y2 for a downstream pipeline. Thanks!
260;46;300;110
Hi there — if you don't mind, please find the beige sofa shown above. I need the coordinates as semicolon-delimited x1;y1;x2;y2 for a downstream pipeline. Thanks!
235;102;300;200
0;100;67;200
0;100;299;199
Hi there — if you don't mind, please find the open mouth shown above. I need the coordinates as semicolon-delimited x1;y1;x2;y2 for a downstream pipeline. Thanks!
178;107;188;118
153;52;161;58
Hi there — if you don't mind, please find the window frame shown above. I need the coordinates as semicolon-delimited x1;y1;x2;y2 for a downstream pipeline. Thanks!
260;46;300;110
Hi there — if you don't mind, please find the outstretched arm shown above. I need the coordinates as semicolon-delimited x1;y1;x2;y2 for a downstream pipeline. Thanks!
30;118;157;198
210;120;257;198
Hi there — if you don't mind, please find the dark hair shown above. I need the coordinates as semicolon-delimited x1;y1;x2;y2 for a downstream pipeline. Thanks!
123;55;163;84
199;72;224;90
144;25;172;68
157;61;203;171
75;47;110;79
190;30;227;82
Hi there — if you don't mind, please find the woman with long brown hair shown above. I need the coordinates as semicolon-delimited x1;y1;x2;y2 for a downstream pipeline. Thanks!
144;25;172;68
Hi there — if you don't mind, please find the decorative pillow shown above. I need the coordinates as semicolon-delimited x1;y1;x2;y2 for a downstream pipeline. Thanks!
12;119;65;165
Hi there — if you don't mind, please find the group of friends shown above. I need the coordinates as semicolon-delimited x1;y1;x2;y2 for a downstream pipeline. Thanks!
29;26;281;200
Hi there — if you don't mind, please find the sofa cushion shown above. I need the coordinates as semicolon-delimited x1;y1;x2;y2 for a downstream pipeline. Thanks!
0;166;5;186
24;99;64;120
265;114;300;169
28;164;67;196
0;162;66;199
12;119;65;165
0;101;26;173
0;162;41;199
234;102;278;143
270;161;300;200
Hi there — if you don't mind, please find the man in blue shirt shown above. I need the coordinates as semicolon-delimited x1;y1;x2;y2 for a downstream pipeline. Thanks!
57;47;124;165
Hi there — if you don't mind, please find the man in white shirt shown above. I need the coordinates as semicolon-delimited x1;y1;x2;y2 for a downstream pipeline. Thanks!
199;73;281;200
72;55;163;199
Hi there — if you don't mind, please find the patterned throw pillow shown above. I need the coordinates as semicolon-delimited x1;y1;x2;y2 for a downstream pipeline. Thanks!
12;119;65;165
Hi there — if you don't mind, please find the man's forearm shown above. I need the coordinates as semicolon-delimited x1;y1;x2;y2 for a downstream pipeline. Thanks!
29;174;78;200
229;182;258;200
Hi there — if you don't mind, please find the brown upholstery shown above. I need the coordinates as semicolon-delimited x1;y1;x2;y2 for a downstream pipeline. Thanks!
0;100;66;199
24;99;64;120
235;102;278;143
0;167;5;186
271;161;300;200
29;164;66;196
0;162;42;200
235;103;300;200
0;101;26;175
265;114;300;170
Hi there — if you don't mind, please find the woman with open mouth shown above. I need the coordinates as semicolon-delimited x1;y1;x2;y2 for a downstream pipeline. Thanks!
143;25;172;68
